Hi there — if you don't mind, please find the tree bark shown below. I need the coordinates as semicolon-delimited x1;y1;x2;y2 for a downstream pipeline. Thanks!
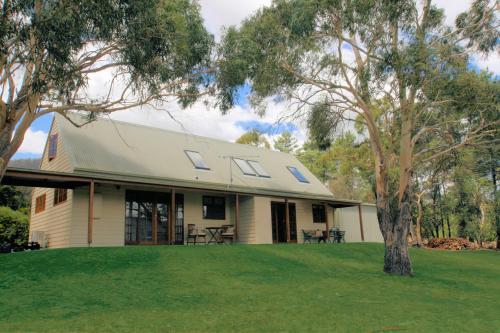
377;186;413;276
414;192;424;247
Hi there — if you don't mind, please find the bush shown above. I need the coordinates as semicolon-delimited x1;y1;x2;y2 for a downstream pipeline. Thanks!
0;206;29;247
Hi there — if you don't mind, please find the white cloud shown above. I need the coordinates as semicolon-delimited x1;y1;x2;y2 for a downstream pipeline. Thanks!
198;0;271;40
18;128;47;154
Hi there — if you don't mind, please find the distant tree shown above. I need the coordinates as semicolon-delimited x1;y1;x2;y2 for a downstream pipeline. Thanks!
217;0;499;275
0;186;28;210
0;0;213;179
297;133;374;202
273;131;298;153
236;129;271;149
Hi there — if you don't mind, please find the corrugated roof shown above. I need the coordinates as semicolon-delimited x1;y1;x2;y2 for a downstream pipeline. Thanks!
55;113;336;200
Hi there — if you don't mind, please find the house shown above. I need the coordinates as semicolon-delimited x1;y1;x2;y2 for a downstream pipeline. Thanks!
5;113;383;248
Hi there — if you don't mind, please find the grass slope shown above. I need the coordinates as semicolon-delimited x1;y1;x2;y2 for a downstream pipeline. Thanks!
0;244;499;333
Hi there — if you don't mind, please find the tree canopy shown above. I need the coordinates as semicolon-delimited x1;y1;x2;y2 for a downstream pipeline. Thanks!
0;0;213;177
217;0;499;274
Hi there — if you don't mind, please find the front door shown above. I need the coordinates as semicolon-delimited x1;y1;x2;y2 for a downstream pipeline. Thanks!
271;202;297;243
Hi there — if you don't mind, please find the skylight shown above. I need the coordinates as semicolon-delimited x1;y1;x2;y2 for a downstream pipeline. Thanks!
185;150;210;170
248;160;270;178
287;166;309;183
233;158;256;176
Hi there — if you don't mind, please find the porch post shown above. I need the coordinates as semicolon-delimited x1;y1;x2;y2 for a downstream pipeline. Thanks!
235;194;240;242
325;204;330;242
169;189;175;244
285;198;290;242
358;204;365;241
87;180;94;246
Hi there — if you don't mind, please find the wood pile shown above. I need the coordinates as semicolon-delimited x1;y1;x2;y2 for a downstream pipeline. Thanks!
426;238;479;251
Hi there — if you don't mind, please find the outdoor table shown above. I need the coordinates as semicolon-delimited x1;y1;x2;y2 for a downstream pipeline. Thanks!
205;227;222;244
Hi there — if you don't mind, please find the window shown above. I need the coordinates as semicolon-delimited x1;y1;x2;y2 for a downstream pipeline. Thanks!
185;150;210;170
35;194;46;213
53;188;67;205
287;166;309;183
202;196;225;220
48;134;58;160
248;160;270;178
312;204;326;223
233;158;256;176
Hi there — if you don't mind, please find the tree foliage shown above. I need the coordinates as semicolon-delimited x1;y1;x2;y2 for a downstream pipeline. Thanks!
0;206;28;247
273;131;298;153
235;129;271;149
217;0;499;274
0;0;213;177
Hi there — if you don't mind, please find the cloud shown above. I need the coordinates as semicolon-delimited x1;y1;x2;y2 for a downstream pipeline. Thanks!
198;0;271;40
17;128;47;155
235;120;298;135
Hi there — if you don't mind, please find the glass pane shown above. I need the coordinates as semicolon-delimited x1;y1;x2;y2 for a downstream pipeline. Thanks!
233;158;256;176
156;203;168;243
248;160;270;178
185;150;210;170
287;166;309;183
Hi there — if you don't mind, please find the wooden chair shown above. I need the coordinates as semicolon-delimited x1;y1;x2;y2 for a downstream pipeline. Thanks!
220;225;235;244
187;224;206;245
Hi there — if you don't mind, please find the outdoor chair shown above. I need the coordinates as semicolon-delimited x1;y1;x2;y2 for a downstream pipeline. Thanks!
220;225;235;244
302;229;323;243
187;224;206;245
330;229;346;243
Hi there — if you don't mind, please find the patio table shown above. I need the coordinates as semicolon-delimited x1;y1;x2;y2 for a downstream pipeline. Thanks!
205;227;222;244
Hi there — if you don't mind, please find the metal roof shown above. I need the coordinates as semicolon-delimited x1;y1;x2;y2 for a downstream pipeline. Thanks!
34;113;359;204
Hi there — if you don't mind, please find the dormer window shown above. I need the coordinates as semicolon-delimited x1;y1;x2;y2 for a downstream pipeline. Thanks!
233;158;256;176
287;166;309;183
48;134;58;161
185;150;210;170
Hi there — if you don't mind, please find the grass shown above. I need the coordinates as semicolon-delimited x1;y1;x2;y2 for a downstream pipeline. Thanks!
0;244;499;333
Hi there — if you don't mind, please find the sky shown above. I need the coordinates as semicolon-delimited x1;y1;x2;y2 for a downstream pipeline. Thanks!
14;0;499;159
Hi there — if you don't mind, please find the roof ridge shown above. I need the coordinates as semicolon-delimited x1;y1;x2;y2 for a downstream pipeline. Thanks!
64;111;290;155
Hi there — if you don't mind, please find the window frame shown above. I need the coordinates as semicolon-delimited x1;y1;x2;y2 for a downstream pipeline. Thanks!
287;166;309;183
312;204;327;223
185;150;210;170
53;188;68;206
202;195;226;220
48;134;58;161
247;160;270;178
35;194;46;214
233;158;256;176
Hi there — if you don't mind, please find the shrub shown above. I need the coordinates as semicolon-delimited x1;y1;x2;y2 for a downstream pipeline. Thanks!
0;206;29;247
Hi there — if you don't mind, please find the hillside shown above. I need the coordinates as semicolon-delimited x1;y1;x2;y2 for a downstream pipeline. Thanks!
0;244;499;333
8;158;41;170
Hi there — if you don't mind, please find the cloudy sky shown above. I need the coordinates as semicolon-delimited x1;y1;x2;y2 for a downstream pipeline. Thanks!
15;0;499;159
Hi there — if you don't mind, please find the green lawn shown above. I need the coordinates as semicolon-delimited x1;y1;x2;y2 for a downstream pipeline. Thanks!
0;244;499;333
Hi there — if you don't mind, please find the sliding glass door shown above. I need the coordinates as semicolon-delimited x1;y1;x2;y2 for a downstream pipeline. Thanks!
125;191;170;245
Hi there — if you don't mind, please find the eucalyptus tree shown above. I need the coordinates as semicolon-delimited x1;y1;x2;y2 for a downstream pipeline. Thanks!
0;0;213;178
235;129;271;148
216;0;499;274
273;131;298;153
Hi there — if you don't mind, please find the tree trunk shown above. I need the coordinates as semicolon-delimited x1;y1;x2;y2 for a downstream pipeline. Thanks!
414;193;424;247
377;185;413;276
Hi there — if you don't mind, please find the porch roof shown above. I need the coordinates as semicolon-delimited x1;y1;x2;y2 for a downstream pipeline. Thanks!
2;167;361;207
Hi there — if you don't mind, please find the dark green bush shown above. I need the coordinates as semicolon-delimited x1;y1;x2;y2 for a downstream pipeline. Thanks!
0;206;29;247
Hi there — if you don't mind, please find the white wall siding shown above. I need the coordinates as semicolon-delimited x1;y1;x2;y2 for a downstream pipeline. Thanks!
253;196;273;244
237;196;256;244
70;184;125;247
29;117;74;248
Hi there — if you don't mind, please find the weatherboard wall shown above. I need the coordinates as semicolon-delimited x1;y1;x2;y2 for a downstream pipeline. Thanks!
29;117;74;248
